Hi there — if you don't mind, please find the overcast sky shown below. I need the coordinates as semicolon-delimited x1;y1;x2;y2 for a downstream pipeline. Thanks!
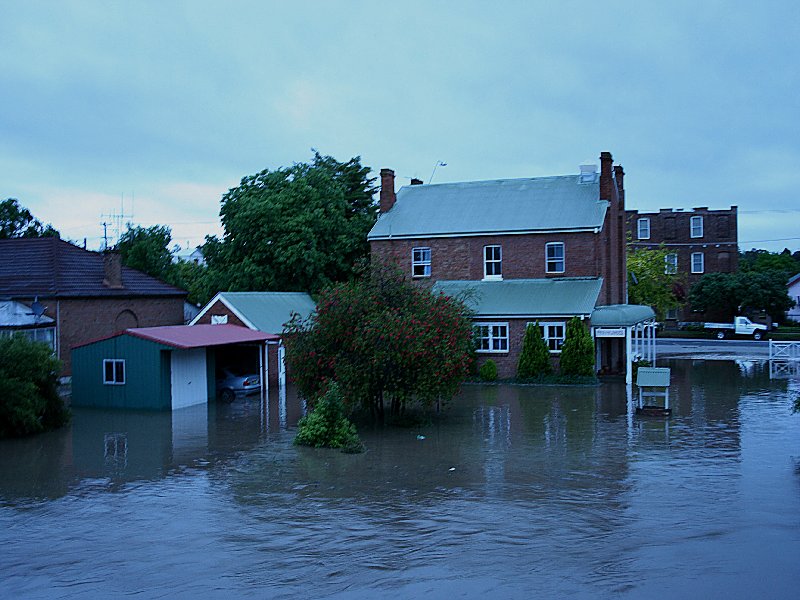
2;1;798;253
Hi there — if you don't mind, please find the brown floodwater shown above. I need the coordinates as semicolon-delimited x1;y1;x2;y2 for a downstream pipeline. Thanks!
1;359;799;599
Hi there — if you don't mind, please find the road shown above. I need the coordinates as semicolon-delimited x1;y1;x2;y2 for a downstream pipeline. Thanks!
657;338;772;360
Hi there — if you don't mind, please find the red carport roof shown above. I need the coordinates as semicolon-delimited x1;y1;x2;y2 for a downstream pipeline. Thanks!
125;324;278;348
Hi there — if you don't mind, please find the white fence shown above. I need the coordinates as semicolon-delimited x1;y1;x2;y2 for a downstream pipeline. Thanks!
769;341;800;361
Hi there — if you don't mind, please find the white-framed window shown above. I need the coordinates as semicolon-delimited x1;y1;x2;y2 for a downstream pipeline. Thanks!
483;245;502;279
690;215;703;238
637;218;651;240
691;252;704;273
546;242;565;273
211;314;228;324
103;359;126;385
665;253;678;274
474;323;509;353
533;321;566;353
412;247;431;278
0;327;56;351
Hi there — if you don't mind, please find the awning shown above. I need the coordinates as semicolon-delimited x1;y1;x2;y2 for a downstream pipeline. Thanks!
591;304;655;327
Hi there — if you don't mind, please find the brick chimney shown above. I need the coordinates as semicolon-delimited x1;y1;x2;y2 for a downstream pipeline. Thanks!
379;168;396;213
613;164;625;209
103;251;124;289
599;151;614;200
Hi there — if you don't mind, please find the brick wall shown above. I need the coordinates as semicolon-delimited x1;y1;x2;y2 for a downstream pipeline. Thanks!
36;296;185;375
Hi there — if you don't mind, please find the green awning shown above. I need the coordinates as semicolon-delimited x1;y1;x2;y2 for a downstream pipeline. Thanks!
591;304;655;327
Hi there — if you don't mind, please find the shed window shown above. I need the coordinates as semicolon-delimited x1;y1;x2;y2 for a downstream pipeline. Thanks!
412;247;431;278
546;242;565;273
103;359;126;385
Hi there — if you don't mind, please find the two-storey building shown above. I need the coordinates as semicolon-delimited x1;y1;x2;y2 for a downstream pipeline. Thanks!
369;152;656;381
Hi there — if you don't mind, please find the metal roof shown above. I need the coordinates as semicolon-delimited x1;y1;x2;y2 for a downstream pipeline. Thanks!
433;278;602;317
591;304;655;327
368;175;607;240
0;237;186;298
125;324;277;348
0;300;55;327
192;291;317;335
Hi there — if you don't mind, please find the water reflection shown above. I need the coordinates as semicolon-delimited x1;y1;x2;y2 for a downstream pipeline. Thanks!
1;360;799;599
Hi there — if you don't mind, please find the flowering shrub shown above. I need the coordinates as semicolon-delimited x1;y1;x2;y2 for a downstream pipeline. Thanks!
283;262;474;419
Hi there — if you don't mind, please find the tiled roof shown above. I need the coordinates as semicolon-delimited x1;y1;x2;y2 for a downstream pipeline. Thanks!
433;278;602;318
368;175;607;240
0;237;186;298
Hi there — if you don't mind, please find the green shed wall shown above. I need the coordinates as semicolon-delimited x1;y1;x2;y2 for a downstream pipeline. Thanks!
72;335;174;410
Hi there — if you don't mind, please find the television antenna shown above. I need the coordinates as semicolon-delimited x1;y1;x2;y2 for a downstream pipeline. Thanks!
429;160;447;184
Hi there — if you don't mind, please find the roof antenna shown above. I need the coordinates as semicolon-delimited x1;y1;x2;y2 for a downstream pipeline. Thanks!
429;160;447;184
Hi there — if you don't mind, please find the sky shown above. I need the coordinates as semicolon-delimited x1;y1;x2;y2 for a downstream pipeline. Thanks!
2;0;799;253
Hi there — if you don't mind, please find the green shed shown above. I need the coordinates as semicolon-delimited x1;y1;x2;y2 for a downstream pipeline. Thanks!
71;324;276;410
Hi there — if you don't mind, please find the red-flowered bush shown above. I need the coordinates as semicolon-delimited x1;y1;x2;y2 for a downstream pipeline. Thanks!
283;263;474;419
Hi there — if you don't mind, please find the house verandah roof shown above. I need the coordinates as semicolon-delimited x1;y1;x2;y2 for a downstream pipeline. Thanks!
590;304;656;328
432;278;603;318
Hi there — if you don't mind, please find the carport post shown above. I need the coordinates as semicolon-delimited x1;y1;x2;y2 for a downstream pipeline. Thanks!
259;341;266;398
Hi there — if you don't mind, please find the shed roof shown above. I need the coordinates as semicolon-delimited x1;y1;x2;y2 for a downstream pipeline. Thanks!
125;324;277;348
192;291;317;335
0;237;185;298
368;175;607;240
591;304;655;327
433;278;602;318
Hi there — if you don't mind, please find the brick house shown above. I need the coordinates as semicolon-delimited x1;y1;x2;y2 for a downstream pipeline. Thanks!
625;206;738;320
0;237;186;377
369;152;656;381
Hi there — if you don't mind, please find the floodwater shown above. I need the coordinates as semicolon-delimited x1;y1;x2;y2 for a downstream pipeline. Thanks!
1;360;799;599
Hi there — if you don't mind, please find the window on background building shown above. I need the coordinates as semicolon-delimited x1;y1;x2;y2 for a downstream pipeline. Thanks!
691;215;703;238
536;322;566;352
484;245;502;279
691;252;704;274
411;247;431;278
546;242;565;273
665;253;678;274
0;327;56;352
665;307;678;320
637;218;651;240
103;359;126;385
474;323;509;353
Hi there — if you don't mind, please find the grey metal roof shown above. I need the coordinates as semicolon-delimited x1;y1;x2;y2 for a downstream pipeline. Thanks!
0;300;55;327
217;292;316;335
432;278;602;317
591;304;655;327
368;175;607;240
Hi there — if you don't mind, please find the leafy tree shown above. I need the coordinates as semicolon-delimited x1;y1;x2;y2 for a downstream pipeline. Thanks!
0;198;60;239
0;335;69;438
517;322;552;378
206;151;378;294
739;248;800;278
627;246;682;319
689;271;793;322
116;225;173;279
283;262;474;420
559;317;595;377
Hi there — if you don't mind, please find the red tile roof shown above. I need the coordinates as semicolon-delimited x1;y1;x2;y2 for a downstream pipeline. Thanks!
0;237;185;298
124;324;278;348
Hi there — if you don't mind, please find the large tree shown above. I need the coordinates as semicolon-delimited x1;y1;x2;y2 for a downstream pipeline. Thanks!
739;248;800;278
689;271;793;322
0;198;59;239
116;225;173;279
283;262;474;420
206;151;378;294
627;246;682;319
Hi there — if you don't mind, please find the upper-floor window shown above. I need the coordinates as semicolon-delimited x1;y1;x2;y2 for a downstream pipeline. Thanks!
103;359;126;385
484;245;502;279
691;252;704;274
546;242;565;273
637;218;651;240
474;323;509;353
665;253;678;275
412;247;431;278
690;215;703;238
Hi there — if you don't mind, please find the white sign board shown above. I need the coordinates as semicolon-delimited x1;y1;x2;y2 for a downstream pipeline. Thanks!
595;327;626;338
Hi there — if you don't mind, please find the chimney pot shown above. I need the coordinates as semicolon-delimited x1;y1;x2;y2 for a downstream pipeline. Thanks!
379;168;396;213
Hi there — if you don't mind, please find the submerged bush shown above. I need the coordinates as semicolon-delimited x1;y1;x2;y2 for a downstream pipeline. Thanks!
294;382;364;453
0;335;69;438
478;359;498;382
